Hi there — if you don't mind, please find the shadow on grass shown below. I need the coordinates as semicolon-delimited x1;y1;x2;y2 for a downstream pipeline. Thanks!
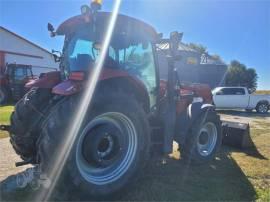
0;147;257;201
117;146;257;201
229;139;268;160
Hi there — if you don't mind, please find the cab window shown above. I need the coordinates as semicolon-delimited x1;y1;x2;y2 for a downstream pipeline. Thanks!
217;88;245;95
14;68;26;80
119;43;157;107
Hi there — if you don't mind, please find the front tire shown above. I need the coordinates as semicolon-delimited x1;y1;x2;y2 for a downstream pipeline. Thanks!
256;102;269;113
181;110;222;164
37;91;150;198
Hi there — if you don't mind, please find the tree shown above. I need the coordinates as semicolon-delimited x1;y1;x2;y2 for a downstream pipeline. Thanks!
187;43;223;63
187;43;207;54
211;54;224;63
225;60;258;93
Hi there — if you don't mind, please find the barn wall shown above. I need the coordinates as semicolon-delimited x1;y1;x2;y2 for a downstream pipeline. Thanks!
5;53;56;69
0;28;58;69
0;51;5;73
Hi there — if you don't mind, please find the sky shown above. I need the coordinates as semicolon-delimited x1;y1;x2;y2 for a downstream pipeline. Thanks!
0;0;269;89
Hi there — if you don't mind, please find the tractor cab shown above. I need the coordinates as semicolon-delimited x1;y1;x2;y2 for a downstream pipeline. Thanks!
0;64;34;104
51;10;161;108
5;63;34;85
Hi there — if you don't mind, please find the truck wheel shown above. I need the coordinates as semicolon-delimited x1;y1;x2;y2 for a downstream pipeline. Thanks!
37;91;150;198
181;111;222;165
0;86;8;105
9;88;52;161
256;102;269;113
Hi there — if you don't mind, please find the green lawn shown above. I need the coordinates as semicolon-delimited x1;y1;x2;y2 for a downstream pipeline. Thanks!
0;105;13;138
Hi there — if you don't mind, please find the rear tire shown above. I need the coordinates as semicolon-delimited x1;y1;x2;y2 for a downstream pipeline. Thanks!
9;88;52;161
181;110;222;165
256;102;269;113
37;91;150;199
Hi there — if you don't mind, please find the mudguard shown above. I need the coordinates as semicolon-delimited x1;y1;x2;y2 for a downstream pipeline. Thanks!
175;102;215;145
52;79;83;95
25;71;61;89
51;69;150;112
52;69;147;97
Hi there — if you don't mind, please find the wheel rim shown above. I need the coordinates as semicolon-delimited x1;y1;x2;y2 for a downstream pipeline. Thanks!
76;112;138;185
258;104;268;113
196;122;218;157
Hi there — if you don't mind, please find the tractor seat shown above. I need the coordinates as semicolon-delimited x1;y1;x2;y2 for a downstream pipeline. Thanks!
76;54;94;70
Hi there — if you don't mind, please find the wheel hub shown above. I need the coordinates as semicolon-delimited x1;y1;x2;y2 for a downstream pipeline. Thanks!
259;104;268;113
97;135;114;158
199;131;209;145
81;124;121;167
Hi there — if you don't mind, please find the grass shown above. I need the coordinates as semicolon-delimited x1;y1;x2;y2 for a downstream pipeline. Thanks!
0;105;13;138
0;107;269;201
230;123;270;201
118;119;270;201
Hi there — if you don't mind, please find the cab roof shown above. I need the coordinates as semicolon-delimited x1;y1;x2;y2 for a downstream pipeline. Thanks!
56;12;158;42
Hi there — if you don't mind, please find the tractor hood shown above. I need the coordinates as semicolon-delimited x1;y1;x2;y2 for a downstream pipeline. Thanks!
56;12;158;43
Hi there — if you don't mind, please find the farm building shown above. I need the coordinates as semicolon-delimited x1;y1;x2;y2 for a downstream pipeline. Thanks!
157;41;228;89
0;26;58;75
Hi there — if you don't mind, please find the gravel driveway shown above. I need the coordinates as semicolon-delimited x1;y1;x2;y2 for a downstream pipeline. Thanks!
0;138;31;182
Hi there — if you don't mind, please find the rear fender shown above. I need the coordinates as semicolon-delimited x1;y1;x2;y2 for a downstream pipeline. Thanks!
52;79;84;95
52;69;150;112
175;102;215;145
25;71;61;89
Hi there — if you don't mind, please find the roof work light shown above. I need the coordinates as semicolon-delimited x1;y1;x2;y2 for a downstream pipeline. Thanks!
91;0;102;11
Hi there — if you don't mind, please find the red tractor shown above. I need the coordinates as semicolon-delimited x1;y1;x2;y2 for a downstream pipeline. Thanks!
2;1;222;199
0;63;35;105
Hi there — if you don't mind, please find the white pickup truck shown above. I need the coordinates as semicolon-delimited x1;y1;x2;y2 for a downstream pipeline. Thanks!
212;87;270;113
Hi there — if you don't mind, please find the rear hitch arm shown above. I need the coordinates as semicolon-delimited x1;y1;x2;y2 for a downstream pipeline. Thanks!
15;159;33;167
0;124;10;131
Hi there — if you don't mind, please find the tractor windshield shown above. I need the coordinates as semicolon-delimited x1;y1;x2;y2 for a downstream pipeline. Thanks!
66;33;117;72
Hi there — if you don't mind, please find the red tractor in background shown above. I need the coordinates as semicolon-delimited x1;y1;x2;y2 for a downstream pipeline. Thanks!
0;63;35;105
1;1;222;199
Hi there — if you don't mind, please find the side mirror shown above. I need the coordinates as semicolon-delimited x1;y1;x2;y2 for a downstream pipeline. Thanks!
157;33;163;40
52;49;61;62
47;23;56;37
47;23;54;32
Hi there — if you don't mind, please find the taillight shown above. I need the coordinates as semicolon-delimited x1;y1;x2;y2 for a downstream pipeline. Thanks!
69;72;85;81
